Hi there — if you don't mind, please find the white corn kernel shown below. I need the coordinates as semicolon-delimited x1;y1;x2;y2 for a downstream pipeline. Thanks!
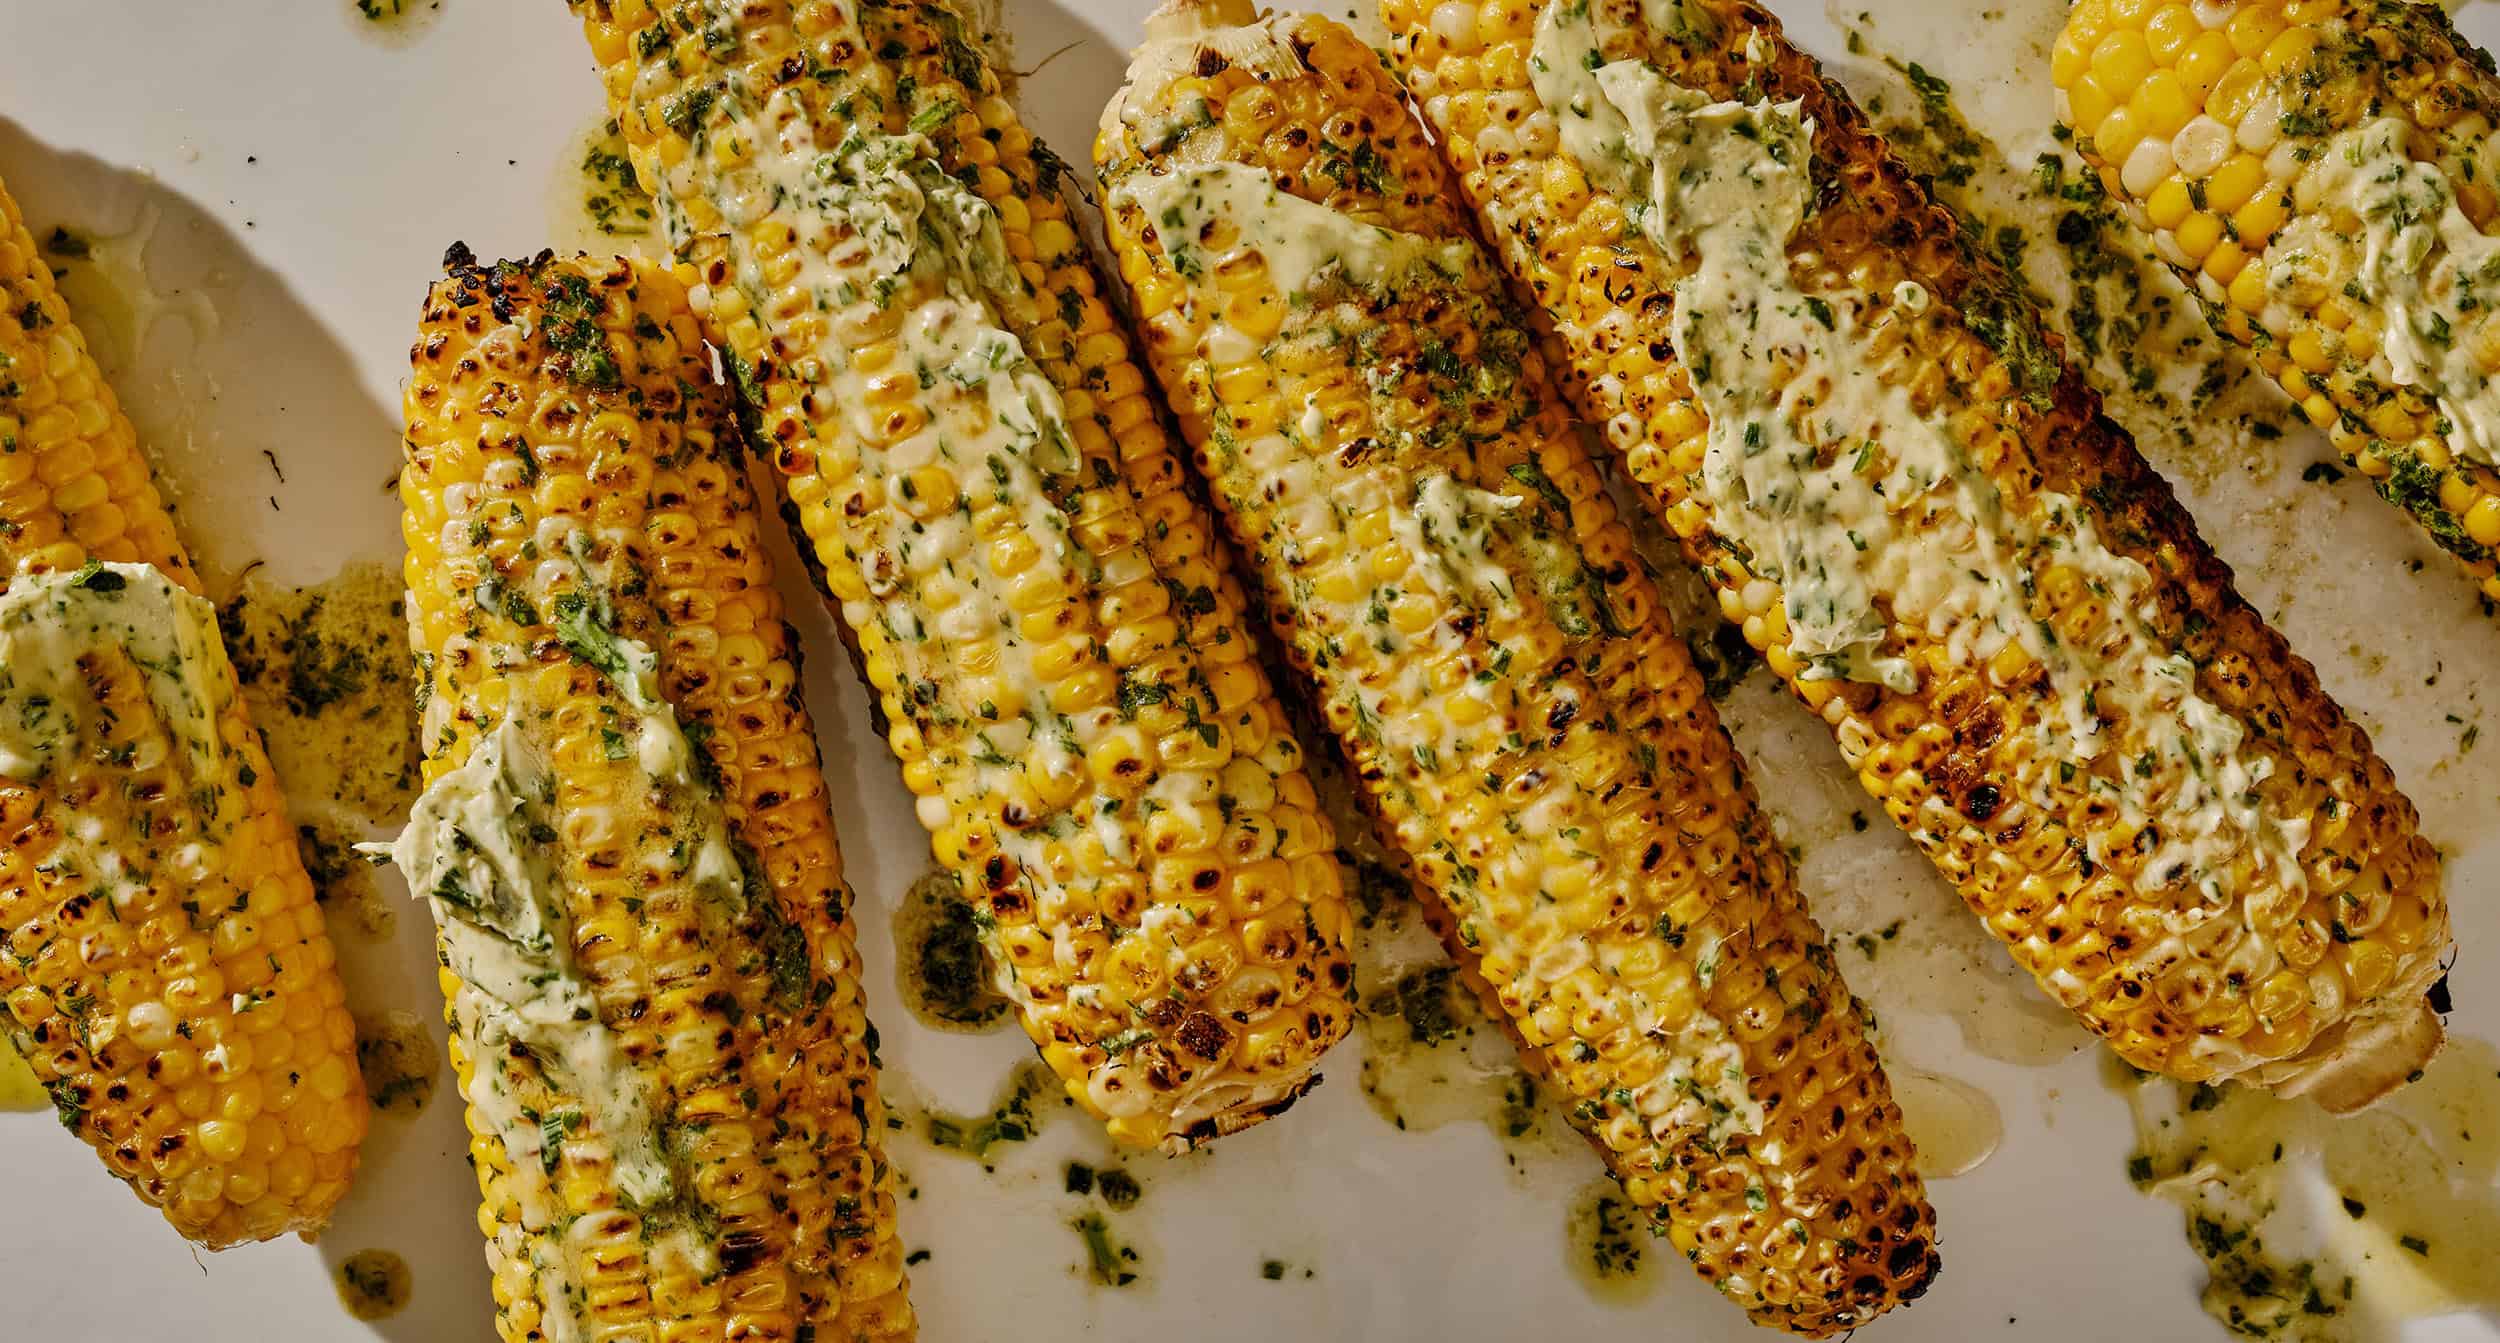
2173;115;2234;176
2122;135;2179;197
1428;1;1480;51
2236;90;2284;152
2192;0;2238;29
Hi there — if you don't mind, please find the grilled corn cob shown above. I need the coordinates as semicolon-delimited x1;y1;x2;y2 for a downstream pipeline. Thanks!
1383;0;2449;1109
394;251;911;1342
2055;0;2500;599
0;169;366;1246
566;0;1358;1148
1096;3;1937;1330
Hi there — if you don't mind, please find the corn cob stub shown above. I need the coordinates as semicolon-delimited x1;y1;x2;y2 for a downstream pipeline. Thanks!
1097;3;1938;1330
566;0;1358;1150
1382;0;2449;1110
2056;0;2500;603
0;169;367;1247
395;250;911;1342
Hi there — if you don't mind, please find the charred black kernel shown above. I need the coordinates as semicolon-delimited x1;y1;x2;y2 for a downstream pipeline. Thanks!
1175;1011;1229;1061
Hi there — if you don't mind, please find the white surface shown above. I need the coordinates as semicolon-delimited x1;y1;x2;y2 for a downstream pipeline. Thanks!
0;2;2494;1341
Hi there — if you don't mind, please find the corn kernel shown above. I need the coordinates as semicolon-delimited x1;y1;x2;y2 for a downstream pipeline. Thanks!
2132;72;2194;137
2091;30;2156;95
2145;177;2196;230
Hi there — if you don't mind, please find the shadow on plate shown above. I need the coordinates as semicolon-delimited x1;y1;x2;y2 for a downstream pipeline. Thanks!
0;116;404;590
0;118;488;1337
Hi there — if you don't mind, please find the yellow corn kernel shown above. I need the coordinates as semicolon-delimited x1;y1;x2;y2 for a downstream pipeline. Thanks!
2092;29;2157;95
2145;177;2196;230
2132;72;2194;136
2206;53;2266;123
2468;495;2500;547
2204;154;2268;213
2067;70;2119;132
2174;209;2224;260
2175;31;2239;103
2096;104;2148;165
2226;3;2288;55
2233;187;2290;249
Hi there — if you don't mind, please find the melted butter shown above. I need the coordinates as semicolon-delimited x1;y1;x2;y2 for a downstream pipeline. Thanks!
1335;843;1557;1155
2262;118;2500;472
44;209;219;390
547;115;659;256
39;210;225;522
42;210;223;503
1841;913;2082;1067
1533;3;2310;945
297;814;396;939
891;867;1013;1033
216;561;421;824
1889;1067;2004;1179
885;1060;1064;1169
2112;1038;2500;1338
1565;1174;1668;1306
346;0;443;44
334;1248;412;1321
1073;1208;1147;1289
355;1008;440;1116
0;1037;45;1112
1354;961;1550;1151
35;211;232;555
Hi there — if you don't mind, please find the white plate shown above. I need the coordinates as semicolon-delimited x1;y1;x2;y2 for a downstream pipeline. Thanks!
3;2;2497;1340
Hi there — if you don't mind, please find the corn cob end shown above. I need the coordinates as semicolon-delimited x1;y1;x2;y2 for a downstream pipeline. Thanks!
2278;997;2444;1115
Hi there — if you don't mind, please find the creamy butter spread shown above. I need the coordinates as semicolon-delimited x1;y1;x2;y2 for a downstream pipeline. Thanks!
1112;162;1493;297
1530;0;2307;909
385;469;763;1340
384;610;754;1343
390;720;673;1204
0;564;229;796
2263;116;2500;471
636;7;1311;1134
0;564;243;905
1113;135;1762;1144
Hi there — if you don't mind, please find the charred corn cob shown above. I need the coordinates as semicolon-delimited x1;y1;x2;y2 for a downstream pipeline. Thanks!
393;251;912;1342
1096;3;1937;1330
2055;0;2500;600
566;0;1358;1149
0;169;366;1246
1383;0;2449;1109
